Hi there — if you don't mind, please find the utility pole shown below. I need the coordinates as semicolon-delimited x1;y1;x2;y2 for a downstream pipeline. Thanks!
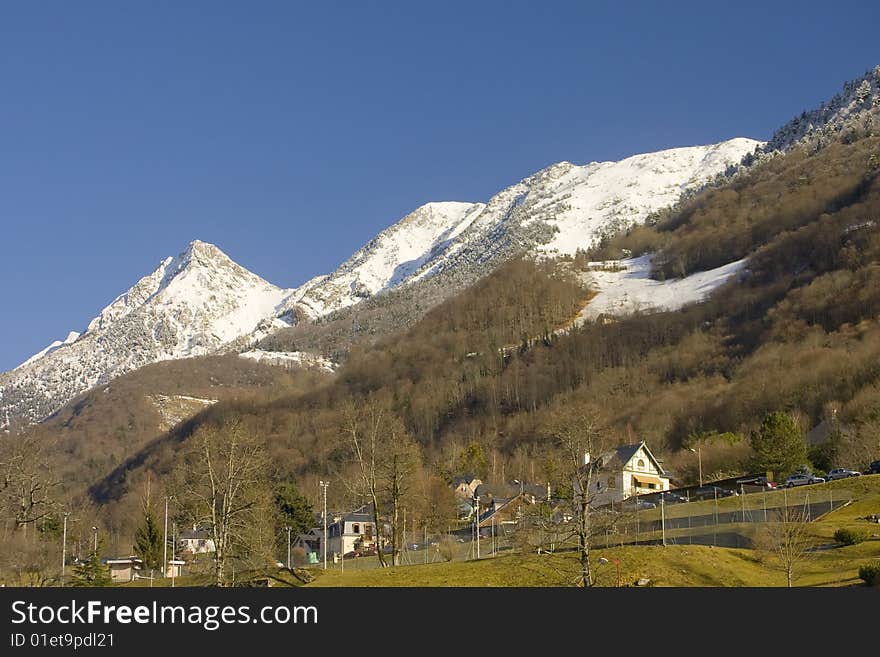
689;447;703;487
171;521;177;588
473;494;480;559
91;526;98;554
61;512;70;584
319;480;329;570
286;526;292;569
741;484;746;523
660;493;666;546
163;496;169;578
713;488;718;547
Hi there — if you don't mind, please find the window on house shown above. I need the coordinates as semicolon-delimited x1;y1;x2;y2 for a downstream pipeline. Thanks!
607;476;616;488
637;459;645;469
364;524;373;538
353;523;360;534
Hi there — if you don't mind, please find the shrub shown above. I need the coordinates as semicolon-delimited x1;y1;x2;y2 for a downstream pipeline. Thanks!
858;562;880;586
834;528;867;545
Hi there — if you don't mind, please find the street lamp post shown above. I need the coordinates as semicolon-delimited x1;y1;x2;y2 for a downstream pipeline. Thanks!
660;493;667;547
61;512;70;583
163;496;169;578
91;526;98;554
319;480;329;570
689;446;703;487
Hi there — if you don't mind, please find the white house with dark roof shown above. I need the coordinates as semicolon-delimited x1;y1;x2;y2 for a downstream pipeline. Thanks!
178;526;216;555
324;505;379;557
586;441;670;507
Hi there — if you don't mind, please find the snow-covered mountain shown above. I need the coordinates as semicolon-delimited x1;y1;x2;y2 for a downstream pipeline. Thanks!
762;65;880;154
291;137;760;317
0;240;302;425
0;138;759;427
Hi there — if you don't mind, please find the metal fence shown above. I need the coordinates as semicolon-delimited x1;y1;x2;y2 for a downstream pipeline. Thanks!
594;485;851;549
310;486;853;573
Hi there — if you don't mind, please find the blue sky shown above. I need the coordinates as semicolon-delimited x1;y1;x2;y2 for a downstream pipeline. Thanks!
1;1;879;371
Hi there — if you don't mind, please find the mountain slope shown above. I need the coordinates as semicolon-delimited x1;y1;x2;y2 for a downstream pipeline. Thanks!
288;138;760;318
0;241;300;425
0;140;759;428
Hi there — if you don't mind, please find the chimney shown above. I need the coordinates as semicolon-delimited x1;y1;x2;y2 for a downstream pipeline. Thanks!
546;482;551;501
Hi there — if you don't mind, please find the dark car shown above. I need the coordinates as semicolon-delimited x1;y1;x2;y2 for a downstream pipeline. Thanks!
868;460;880;475
692;485;737;501
659;491;690;504
622;498;656;510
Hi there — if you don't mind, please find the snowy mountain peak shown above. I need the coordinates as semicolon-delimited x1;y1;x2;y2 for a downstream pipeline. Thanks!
1;137;760;426
290;137;761;318
0;240;298;424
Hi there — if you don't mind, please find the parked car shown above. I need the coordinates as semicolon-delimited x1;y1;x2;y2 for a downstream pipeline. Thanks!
784;472;825;487
737;475;777;489
867;460;880;475
623;498;656;510
660;491;690;504
826;468;862;480
692;485;737;501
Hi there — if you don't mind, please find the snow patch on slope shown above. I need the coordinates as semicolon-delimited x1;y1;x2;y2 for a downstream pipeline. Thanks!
239;349;335;372
577;255;747;321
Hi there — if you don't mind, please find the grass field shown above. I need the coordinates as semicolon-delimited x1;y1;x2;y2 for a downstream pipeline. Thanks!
118;475;880;588
305;475;880;587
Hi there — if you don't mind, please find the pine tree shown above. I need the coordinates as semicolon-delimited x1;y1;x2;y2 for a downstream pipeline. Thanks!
134;508;163;571
71;542;112;587
749;411;808;478
274;481;315;537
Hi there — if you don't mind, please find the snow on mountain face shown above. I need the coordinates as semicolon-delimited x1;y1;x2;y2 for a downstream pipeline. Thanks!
291;138;761;317
295;201;484;316
0;240;297;424
763;65;880;154
0;138;760;426
575;256;748;322
535;138;760;254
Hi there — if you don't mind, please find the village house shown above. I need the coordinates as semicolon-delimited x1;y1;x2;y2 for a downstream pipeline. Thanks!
178;526;216;555
165;559;185;578
585;441;671;507
105;556;142;583
324;505;380;557
292;527;323;557
451;475;483;500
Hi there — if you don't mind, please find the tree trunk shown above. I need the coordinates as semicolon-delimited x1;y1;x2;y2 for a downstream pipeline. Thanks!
214;546;224;587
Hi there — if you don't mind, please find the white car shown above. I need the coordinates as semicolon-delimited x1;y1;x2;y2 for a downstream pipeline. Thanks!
826;468;861;480
784;473;825;487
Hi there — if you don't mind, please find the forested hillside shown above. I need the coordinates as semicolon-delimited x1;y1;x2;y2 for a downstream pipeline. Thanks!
4;70;880;576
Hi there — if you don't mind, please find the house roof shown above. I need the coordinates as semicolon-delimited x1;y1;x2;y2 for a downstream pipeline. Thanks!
105;556;142;565
595;441;667;476
452;475;481;487
179;530;211;540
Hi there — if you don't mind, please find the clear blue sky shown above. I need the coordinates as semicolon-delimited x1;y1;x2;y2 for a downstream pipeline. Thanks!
1;1;878;371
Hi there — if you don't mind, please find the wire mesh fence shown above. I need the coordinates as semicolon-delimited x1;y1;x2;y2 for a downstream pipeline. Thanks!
307;485;853;573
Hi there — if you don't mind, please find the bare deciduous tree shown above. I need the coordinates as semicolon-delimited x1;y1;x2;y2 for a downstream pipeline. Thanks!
755;504;816;587
381;418;420;566
0;433;60;529
535;403;615;587
174;419;269;586
338;397;389;567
